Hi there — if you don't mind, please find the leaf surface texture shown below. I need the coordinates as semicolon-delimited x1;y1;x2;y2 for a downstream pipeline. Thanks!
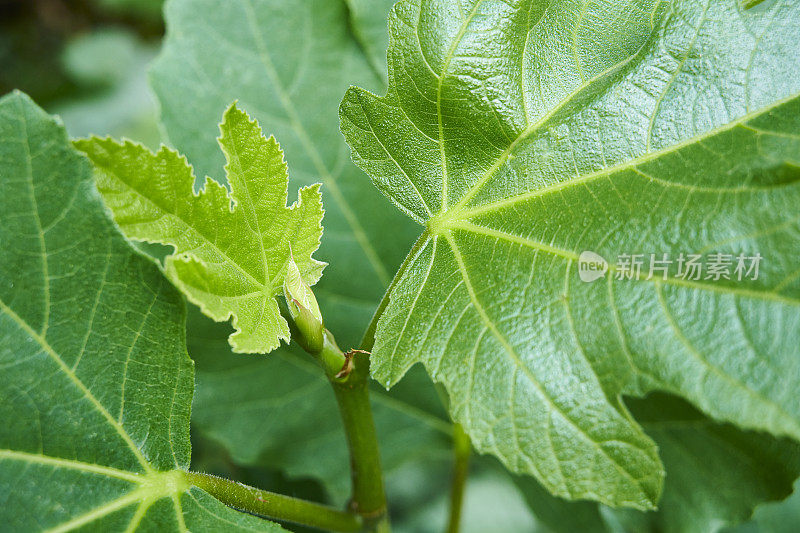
0;92;283;532
340;0;800;508
76;104;325;354
515;393;800;532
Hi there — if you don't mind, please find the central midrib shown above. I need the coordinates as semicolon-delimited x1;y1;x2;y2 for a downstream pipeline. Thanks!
104;174;267;292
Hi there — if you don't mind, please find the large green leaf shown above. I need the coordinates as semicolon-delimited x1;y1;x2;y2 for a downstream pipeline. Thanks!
76;104;325;354
0;91;282;532
340;0;800;508
615;394;800;533
515;393;800;533
728;478;800;533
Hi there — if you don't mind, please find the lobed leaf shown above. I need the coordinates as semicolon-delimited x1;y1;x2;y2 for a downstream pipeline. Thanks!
0;91;282;532
340;0;800;508
149;0;421;346
76;104;325;354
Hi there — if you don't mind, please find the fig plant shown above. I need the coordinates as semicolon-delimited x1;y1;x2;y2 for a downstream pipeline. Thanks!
1;0;799;532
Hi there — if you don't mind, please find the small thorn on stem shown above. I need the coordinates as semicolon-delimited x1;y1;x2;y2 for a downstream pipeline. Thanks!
336;349;370;379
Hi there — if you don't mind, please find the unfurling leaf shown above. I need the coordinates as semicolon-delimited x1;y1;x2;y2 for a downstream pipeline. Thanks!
76;103;326;354
341;0;800;509
0;91;283;532
284;252;325;353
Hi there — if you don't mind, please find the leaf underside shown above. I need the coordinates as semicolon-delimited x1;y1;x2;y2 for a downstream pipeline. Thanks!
0;92;282;532
76;104;326;354
341;0;800;509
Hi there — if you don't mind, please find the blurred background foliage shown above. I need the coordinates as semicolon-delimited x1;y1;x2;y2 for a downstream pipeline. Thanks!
0;0;162;145
1;1;798;532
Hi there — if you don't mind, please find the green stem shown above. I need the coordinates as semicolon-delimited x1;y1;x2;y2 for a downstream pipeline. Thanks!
288;236;433;531
290;325;390;530
341;230;429;531
446;424;471;533
184;471;361;532
331;350;390;532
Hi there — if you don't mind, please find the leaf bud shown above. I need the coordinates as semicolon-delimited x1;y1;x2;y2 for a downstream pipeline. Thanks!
283;253;324;354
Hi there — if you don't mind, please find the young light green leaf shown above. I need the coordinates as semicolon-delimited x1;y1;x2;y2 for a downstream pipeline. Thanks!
76;103;325;354
341;0;800;509
149;0;420;346
0;91;283;532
